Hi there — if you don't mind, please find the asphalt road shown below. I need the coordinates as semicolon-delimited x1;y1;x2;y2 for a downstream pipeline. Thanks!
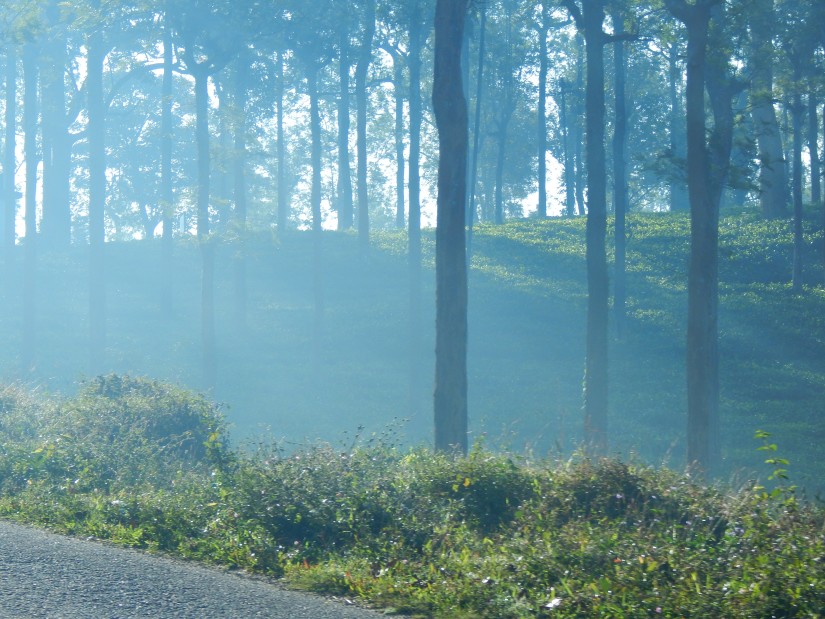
0;521;397;618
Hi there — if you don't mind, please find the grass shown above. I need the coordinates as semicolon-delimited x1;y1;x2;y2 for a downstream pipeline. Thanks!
0;208;823;491
0;378;822;617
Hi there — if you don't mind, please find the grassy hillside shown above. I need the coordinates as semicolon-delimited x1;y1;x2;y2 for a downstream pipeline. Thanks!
0;208;823;492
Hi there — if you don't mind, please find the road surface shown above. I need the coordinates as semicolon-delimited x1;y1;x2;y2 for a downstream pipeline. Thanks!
0;521;397;618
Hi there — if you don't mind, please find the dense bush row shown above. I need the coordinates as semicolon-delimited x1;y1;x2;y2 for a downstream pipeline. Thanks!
0;376;822;618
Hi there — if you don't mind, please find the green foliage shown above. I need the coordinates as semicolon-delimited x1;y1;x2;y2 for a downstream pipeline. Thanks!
1;381;823;617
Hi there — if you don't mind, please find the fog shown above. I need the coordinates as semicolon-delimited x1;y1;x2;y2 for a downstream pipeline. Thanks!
0;0;823;491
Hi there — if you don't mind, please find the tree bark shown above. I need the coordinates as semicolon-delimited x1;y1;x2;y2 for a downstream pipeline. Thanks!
467;4;486;256
307;67;324;354
194;68;216;390
233;50;249;332
664;0;725;475
392;53;405;228
22;43;39;373
581;0;608;455
809;93;820;206
536;1;548;218
750;0;788;218
433;0;469;455
791;91;804;292
87;26;106;374
3;45;17;272
669;44;689;212
276;51;288;231
612;12;628;339
356;0;375;249
40;3;71;248
337;27;353;230
408;3;425;420
160;16;174;317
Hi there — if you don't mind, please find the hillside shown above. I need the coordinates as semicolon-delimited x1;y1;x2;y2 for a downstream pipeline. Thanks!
0;209;823;492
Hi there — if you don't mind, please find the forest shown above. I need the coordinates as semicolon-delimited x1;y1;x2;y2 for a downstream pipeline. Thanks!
0;0;823;486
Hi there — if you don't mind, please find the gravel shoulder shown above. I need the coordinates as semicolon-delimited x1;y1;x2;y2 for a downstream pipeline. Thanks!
0;520;398;619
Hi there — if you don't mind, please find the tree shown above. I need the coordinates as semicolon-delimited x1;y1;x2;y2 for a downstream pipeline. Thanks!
749;0;788;218
171;0;245;389
22;39;37;372
663;0;737;474
39;0;72;249
356;0;376;249
433;0;469;454
2;44;17;271
563;0;609;454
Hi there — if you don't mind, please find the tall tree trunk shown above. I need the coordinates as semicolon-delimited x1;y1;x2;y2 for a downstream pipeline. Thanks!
337;29;353;230
750;0;788;218
581;0;608;455
433;0;469;455
683;3;716;473
87;27;106;374
40;5;71;248
194;69;216;390
356;0;375;249
612;12;628;339
574;34;586;216
669;44;689;212
22;43;38;373
791;91;804;292
392;54;405;228
308;67;324;352
408;4;424;419
233;50;249;332
3;46;17;271
467;4;486;256
808;92;820;207
536;1;549;218
559;82;576;216
665;0;729;475
160;16;174;317
276;51;288;231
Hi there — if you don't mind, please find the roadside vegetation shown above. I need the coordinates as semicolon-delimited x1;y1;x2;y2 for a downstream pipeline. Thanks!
0;375;822;618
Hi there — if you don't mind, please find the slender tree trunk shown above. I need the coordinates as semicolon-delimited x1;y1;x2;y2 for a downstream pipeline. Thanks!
392;54;405;228
87;29;106;374
194;69;216;390
669;44;689;212
581;0;608;455
494;114;508;225
808;93;820;207
808;94;822;204
3;46;17;271
574;34;586;216
233;51;249;332
613;14;628;339
791;91;804;292
40;7;71;248
337;30;353;231
750;0;788;218
685;6;716;473
433;0;469;455
356;0;375;249
276;51;288;231
408;5;424;419
560;83;576;216
22;43;38;373
537;2;548;218
160;17;174;317
308;67;324;351
467;4;486;256
665;0;721;474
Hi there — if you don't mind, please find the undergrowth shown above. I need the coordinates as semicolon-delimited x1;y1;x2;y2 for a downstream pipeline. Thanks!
0;376;823;618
